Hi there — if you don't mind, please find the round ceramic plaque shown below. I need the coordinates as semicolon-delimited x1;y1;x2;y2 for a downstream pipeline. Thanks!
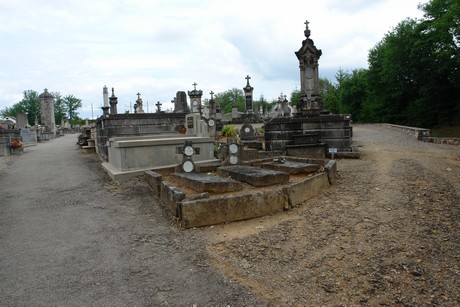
229;155;238;165
182;160;194;172
184;146;194;157
208;119;215;127
244;127;250;133
229;143;238;154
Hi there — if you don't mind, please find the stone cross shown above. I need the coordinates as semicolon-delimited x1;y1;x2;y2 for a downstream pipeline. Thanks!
155;101;162;113
210;91;214;100
192;82;197;90
137;92;141;99
245;75;251;86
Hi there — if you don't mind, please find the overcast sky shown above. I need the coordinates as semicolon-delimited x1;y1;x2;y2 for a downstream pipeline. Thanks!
0;0;425;119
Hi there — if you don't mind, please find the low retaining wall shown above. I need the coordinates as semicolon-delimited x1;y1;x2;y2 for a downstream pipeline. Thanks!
145;160;336;228
423;137;460;145
383;123;430;140
383;124;459;145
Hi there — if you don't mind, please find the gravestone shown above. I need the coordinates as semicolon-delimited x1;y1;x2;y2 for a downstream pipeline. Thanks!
16;112;28;128
240;124;255;141
175;91;188;113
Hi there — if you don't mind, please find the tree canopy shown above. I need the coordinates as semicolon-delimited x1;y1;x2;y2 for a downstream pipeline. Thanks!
334;0;460;127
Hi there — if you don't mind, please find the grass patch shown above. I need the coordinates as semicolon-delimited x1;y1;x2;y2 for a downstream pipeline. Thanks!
430;126;460;137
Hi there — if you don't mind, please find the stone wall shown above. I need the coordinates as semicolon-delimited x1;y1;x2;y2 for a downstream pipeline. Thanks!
423;137;460;145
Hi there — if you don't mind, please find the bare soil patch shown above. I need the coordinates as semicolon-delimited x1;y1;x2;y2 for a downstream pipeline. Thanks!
195;124;460;306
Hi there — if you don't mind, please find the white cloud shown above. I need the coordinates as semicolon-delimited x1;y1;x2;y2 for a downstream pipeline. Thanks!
0;0;425;118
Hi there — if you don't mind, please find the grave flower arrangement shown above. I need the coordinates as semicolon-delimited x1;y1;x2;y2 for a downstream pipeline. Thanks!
11;140;23;149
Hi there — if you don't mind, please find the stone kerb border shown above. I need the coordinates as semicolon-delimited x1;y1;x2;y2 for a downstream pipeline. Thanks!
144;159;337;228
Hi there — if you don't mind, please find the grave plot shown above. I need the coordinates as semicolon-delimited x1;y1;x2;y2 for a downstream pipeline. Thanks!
145;156;337;228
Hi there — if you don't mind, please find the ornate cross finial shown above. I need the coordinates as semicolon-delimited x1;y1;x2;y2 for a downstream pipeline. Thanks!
192;82;197;90
137;92;141;99
245;75;251;86
210;91;214;99
304;20;311;38
111;88;115;95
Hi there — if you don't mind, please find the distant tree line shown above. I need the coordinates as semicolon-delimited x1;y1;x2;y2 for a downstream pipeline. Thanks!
1;90;83;126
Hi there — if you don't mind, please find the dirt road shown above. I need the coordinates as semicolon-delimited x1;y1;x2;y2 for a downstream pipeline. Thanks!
202;124;460;306
0;135;262;306
1;124;459;306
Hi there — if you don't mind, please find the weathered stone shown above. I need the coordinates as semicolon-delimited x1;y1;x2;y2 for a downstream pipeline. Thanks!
217;165;289;187
285;143;326;158
172;172;243;193
283;172;330;207
160;180;185;217
144;170;162;197
324;160;337;185
180;189;288;228
262;161;320;174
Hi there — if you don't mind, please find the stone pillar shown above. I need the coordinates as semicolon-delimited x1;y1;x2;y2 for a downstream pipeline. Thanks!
101;85;110;116
39;88;55;133
109;88;118;115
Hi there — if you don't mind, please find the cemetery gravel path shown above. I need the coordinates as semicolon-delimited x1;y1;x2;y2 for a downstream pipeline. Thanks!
1;125;459;306
0;134;263;306
199;124;460;306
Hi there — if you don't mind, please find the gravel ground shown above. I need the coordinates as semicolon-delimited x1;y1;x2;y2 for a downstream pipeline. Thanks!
1;124;459;306
198;124;460;306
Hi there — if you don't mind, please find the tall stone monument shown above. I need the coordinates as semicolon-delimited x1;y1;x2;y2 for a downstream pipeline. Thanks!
243;75;254;113
39;88;55;133
188;82;203;114
102;85;110;116
295;20;324;115
264;20;356;157
109;88;118;115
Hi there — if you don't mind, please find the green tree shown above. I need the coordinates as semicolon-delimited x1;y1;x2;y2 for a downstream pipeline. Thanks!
52;91;68;126
3;90;42;125
214;88;245;114
253;95;273;115
319;78;340;114
365;0;460;127
63;95;82;121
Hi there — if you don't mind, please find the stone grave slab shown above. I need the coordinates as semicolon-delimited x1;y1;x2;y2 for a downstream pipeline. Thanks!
217;165;289;187
261;160;320;174
173;172;243;193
